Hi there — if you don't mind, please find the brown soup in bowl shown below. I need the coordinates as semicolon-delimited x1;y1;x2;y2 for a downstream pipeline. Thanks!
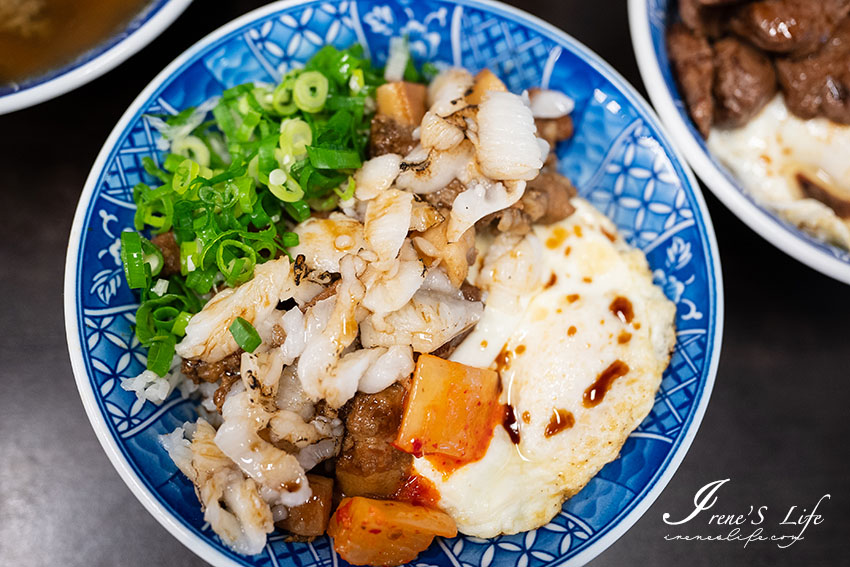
0;0;150;83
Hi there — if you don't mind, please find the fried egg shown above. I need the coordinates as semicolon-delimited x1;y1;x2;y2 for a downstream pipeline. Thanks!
412;198;677;538
708;95;850;249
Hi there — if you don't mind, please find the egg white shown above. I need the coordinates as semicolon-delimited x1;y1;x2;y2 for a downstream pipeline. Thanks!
413;198;677;537
708;95;850;248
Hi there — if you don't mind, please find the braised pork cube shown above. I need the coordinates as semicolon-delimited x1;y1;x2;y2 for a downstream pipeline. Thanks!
667;23;716;137
730;0;850;57
679;0;738;38
713;37;777;127
336;384;412;498
776;18;850;124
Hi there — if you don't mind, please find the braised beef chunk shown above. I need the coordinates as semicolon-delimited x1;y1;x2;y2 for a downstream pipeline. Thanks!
534;115;574;148
672;0;850;129
679;0;735;38
712;37;777;126
679;0;704;31
667;23;715;137
276;474;334;539
181;351;242;384
776;18;850;123
730;0;850;56
335;384;412;498
150;231;181;277
369;114;417;157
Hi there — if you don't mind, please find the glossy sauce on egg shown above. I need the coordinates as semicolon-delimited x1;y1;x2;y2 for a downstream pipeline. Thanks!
411;198;677;538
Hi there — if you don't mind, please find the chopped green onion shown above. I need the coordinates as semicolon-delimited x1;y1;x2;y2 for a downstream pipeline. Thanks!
422;61;440;81
146;334;176;376
272;78;297;116
134;294;187;345
163;153;185;173
314;109;354;147
171;201;196;242
165;106;198;127
334;176;356;200
140;194;174;232
140;237;164;278
236;101;262;141
152;305;179;332
180;240;201;274
284;199;311;223
250;237;278;261
198;183;238;210
306;146;361;170
268;168;305;202
185;265;217;294
168;276;205;313
123;44;394;378
252;86;274;111
280;118;312;158
171;311;193;337
142;157;171;184
307;195;337;212
120;231;147;289
216;239;257;286
247;193;275;228
247;154;260;184
229;316;261;353
172;159;201;195
293;71;329;113
171;135;211;167
257;133;281;183
349;68;365;93
403;51;421;83
212;100;238;140
231;176;256;214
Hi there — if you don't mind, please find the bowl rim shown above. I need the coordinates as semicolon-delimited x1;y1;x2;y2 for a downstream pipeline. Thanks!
64;0;724;565
0;0;193;116
628;0;850;286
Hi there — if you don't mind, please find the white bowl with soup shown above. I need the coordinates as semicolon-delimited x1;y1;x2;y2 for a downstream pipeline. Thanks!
0;0;191;114
629;0;850;285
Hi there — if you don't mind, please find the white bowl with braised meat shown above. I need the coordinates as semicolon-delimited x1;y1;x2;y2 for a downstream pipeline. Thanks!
630;0;850;284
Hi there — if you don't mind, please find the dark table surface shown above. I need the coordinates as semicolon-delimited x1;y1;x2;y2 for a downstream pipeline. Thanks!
1;1;848;566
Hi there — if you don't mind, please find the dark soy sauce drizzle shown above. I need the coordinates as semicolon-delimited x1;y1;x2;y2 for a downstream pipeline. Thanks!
583;360;630;407
609;296;634;324
544;408;575;438
502;405;521;444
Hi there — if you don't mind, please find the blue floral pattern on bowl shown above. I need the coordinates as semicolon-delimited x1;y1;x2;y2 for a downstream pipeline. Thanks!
644;0;850;268
66;1;722;566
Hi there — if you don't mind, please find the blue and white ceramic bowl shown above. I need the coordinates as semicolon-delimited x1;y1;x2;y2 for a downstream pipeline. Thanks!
629;0;850;285
64;1;723;565
0;0;192;115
